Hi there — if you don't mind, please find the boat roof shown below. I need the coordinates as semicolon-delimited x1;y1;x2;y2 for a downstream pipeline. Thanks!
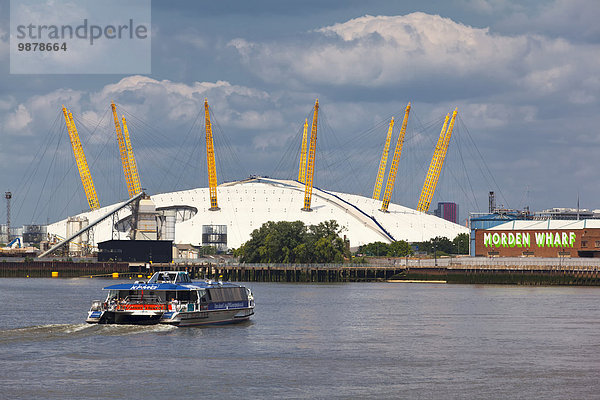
102;281;243;291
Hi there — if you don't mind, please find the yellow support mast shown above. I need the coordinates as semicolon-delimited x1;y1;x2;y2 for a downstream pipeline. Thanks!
417;114;449;212
62;106;100;211
204;99;219;210
380;103;411;212
111;102;136;198
372;117;395;200
417;108;458;213
302;100;319;211
297;118;309;183
121;115;142;196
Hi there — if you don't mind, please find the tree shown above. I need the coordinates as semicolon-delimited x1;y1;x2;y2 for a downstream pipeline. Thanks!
415;235;468;255
306;220;347;262
358;241;389;256
387;240;412;257
199;245;217;255
453;233;469;254
235;220;347;263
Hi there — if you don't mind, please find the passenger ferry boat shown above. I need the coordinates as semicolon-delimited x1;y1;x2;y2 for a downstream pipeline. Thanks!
86;271;254;326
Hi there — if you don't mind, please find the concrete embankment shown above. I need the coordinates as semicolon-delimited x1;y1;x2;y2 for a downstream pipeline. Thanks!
1;259;600;285
209;263;600;285
0;261;129;278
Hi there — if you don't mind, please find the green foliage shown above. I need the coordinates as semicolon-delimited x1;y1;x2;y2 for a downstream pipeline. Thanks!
235;220;348;263
352;256;368;264
357;240;412;257
415;233;470;255
453;233;469;254
387;240;412;257
358;241;389;256
198;245;217;255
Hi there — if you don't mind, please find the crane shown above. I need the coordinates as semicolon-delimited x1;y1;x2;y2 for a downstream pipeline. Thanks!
298;118;309;183
416;108;458;213
380;103;411;212
372;117;395;200
204;99;219;210
62;106;100;211
302;100;319;211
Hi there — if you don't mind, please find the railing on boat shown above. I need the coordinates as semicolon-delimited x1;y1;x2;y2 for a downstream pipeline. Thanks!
112;294;169;311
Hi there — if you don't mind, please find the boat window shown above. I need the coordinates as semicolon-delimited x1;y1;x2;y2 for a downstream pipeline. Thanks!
148;272;179;283
206;287;248;302
106;290;119;300
175;272;191;283
165;291;193;302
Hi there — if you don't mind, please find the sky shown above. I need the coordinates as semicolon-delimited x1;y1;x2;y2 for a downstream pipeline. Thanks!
0;0;599;226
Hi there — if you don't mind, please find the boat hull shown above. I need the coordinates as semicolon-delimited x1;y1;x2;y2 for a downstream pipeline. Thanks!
86;310;163;325
159;308;254;327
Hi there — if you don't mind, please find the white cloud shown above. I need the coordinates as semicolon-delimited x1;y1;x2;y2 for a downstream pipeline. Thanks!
229;12;600;103
1;76;286;149
94;76;278;135
4;104;32;133
0;95;16;111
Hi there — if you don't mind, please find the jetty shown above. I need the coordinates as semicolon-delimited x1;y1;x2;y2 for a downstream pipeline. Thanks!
1;257;600;285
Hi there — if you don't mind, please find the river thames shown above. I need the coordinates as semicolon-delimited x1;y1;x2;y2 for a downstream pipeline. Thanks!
0;278;599;399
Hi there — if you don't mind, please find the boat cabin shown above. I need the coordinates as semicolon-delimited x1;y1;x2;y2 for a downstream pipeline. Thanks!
147;271;192;284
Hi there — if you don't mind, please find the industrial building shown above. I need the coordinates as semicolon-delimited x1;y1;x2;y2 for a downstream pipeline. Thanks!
473;220;600;258
98;240;173;263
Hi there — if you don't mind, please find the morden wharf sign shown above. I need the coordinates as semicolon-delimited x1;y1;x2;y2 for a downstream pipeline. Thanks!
483;231;577;248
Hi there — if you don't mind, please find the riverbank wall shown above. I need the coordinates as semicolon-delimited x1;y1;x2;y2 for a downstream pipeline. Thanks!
0;261;129;277
1;259;600;285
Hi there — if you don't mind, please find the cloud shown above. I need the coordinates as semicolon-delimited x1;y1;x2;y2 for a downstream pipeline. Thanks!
4;104;32;133
0;75;286;150
495;0;600;43
229;12;600;106
0;95;16;111
2;8;599;223
93;76;279;135
174;28;209;49
0;27;8;61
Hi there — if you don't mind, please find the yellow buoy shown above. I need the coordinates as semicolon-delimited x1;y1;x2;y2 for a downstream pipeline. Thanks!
137;274;143;278
112;272;119;279
51;271;58;278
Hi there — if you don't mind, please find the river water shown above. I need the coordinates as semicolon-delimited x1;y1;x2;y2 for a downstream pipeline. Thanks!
1;278;599;399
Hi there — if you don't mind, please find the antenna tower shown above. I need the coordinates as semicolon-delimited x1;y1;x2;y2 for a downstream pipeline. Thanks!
5;192;11;242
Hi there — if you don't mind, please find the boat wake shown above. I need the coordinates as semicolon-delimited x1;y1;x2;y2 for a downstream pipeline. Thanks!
0;323;176;344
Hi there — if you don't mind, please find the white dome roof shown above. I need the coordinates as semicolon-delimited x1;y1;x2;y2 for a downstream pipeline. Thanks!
47;177;468;249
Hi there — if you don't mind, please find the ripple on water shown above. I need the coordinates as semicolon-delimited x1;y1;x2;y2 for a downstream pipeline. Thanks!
0;323;177;344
